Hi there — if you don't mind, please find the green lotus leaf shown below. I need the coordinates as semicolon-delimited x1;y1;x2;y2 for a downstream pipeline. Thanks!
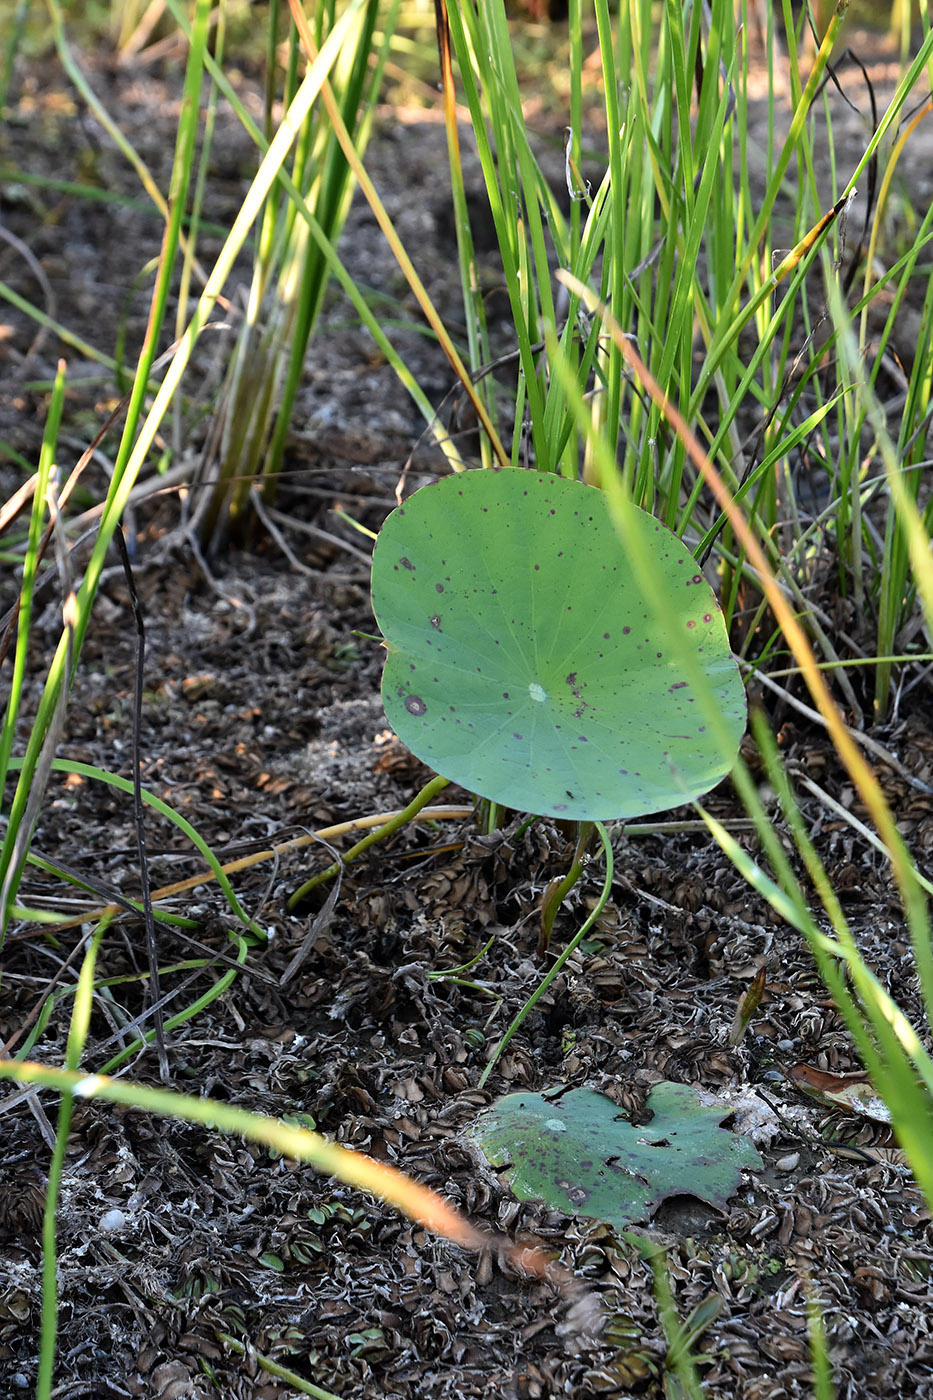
468;1083;763;1229
371;469;745;819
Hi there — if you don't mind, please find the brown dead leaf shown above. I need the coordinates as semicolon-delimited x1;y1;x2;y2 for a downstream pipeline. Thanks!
787;1065;893;1123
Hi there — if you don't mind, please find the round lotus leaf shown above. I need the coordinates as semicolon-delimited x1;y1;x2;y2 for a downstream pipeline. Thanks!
370;469;745;820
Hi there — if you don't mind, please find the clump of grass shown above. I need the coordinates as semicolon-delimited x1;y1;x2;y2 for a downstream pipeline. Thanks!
192;0;398;550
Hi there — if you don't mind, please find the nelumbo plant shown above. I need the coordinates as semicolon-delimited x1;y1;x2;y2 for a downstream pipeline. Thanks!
369;462;749;1194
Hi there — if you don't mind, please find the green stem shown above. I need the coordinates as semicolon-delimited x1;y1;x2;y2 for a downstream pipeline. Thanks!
213;1333;342;1400
38;920;108;1399
539;821;596;955
287;774;451;909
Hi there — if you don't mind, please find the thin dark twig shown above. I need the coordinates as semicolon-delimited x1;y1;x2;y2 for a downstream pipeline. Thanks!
93;952;233;1059
114;525;169;1080
812;48;877;298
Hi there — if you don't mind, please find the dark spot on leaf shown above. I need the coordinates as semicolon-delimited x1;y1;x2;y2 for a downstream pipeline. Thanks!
400;556;415;571
430;615;442;630
405;695;427;716
436;583;444;593
622;626;631;635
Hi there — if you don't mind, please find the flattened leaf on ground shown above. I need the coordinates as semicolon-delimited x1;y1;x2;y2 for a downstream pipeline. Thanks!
469;1082;763;1230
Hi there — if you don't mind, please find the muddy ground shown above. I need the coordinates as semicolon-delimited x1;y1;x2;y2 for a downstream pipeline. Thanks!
2;17;933;1400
